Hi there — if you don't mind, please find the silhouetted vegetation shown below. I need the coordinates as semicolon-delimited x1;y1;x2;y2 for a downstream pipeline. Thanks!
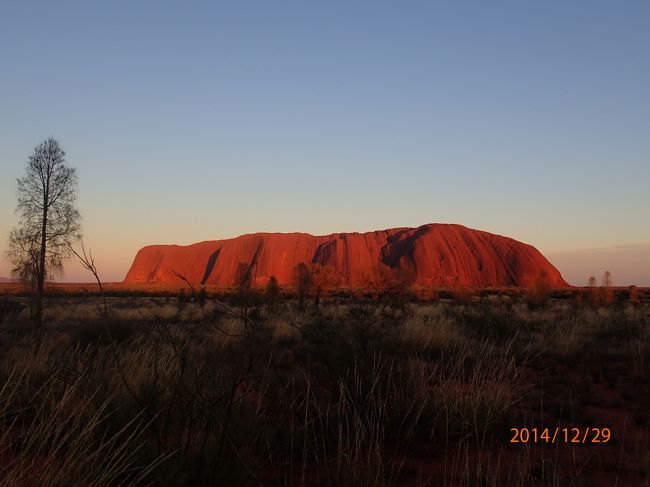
0;288;648;486
292;263;312;311
6;137;81;329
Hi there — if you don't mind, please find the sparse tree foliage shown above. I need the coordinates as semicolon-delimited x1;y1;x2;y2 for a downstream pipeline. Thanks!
7;138;81;327
587;276;597;287
602;271;612;288
600;270;614;306
309;263;338;306
363;263;411;307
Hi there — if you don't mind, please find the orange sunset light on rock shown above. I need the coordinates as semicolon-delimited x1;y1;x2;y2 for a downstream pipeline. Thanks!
125;223;568;288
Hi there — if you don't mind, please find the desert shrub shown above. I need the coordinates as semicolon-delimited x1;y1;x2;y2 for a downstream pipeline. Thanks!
449;304;529;341
572;290;584;309
587;286;601;308
0;319;35;340
264;276;281;310
0;296;25;323
526;276;552;310
196;287;207;308
452;287;475;305
599;286;615;307
295;316;358;381
227;287;264;309
629;285;640;307
67;319;140;345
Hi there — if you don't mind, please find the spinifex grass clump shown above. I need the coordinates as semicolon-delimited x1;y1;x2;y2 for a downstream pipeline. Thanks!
0;366;161;486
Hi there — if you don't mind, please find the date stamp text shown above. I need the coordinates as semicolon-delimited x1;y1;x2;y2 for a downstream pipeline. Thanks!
510;427;611;444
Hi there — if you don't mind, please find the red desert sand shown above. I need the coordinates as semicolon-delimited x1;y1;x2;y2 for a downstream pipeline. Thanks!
124;223;568;288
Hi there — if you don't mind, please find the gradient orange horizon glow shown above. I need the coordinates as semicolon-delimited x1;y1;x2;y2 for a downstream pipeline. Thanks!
1;224;648;286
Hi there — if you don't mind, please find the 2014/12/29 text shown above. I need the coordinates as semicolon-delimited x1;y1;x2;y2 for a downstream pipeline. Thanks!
509;427;611;444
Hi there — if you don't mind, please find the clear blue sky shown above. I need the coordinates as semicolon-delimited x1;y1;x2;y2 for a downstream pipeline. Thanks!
1;1;649;283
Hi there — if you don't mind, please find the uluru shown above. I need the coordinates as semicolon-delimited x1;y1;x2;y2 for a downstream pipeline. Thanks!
124;224;568;288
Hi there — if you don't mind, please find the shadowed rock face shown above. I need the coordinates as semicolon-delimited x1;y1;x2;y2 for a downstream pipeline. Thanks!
123;224;568;288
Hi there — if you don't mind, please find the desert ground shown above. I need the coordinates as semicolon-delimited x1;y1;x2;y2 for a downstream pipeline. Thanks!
0;284;648;486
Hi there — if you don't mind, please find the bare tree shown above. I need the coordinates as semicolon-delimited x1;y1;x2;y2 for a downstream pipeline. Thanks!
234;262;252;292
600;270;614;306
602;271;612;288
70;242;108;318
7;137;80;328
587;276;597;287
292;263;312;311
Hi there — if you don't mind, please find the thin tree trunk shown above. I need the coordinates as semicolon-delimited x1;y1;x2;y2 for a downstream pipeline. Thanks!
35;186;48;329
29;274;35;319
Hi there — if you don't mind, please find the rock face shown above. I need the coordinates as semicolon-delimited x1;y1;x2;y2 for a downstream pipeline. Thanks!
124;224;568;288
